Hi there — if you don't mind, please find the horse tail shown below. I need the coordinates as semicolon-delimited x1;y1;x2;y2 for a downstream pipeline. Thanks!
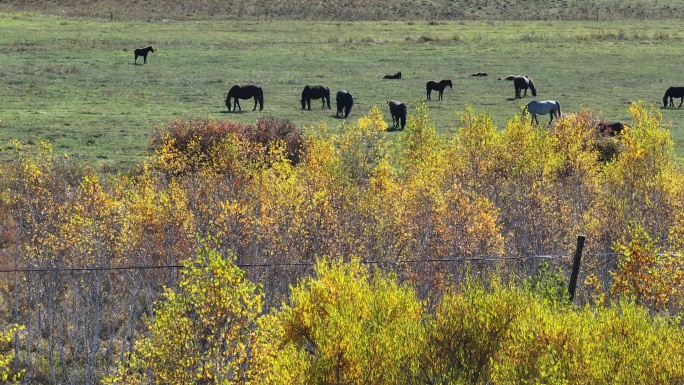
529;78;537;96
326;88;331;109
258;88;264;111
555;101;562;117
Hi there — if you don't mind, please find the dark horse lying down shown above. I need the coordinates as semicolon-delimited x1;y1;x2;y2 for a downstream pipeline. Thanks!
426;79;453;101
301;85;331;110
134;46;154;64
225;84;264;112
383;72;402;79
663;87;684;108
387;100;407;130
336;90;354;118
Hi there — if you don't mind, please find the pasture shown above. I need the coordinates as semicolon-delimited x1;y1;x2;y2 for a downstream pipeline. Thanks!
1;13;684;169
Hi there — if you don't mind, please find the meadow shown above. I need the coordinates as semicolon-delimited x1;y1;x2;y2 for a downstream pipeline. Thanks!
2;13;684;169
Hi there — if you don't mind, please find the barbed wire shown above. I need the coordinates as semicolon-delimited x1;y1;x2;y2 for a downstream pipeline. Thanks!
0;252;597;273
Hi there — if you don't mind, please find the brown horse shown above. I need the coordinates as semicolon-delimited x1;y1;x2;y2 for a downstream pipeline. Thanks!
387;100;407;130
663;87;684;108
426;79;453;100
225;84;264;112
513;76;537;99
134;46;154;64
512;76;537;99
383;71;402;79
596;122;625;137
301;85;331;110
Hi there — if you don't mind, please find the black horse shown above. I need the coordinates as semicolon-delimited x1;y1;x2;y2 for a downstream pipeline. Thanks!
134;46;154;64
383;72;402;79
663;87;684;108
225;84;264;112
301;85;331;110
426;79;453;101
387;100;407;130
512;76;537;99
336;90;354;118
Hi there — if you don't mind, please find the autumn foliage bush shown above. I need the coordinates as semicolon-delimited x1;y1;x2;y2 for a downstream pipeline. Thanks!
149;116;306;174
3;101;684;383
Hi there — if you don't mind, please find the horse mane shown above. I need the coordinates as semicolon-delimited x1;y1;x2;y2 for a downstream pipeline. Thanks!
555;100;561;117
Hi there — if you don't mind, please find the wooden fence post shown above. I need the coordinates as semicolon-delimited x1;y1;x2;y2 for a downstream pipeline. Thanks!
568;235;585;302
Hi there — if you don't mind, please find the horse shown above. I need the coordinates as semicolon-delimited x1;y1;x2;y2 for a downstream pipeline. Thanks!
134;46;154;64
225;84;264;112
301;85;331;110
383;72;402;79
663;87;684;108
426;79;453;101
512;76;537;99
525;100;562;125
470;72;488;77
387;100;407;130
335;90;354;118
596;122;625;137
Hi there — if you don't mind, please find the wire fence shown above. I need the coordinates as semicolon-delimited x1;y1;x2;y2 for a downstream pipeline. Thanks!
0;252;622;273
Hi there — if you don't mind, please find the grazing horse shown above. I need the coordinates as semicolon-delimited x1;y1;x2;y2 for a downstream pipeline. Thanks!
336;90;354;118
383;72;402;79
512;76;537;99
663;87;684;108
225;84;264;112
387;100;407;130
301;85;331;110
426;79;453;101
134;46;154;64
525;100;562;125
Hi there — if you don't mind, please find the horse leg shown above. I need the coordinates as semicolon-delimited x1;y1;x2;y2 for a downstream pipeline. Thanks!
679;97;683;108
427;90;431;101
438;90;443;100
252;97;258;111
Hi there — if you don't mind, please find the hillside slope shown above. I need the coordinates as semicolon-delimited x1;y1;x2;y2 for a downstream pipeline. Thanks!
3;0;684;21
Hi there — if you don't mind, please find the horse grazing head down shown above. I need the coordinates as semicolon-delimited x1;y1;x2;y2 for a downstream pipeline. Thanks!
387;100;407;130
301;85;331;110
225;84;264;112
336;90;354;118
525;100;561;125
513;76;537;98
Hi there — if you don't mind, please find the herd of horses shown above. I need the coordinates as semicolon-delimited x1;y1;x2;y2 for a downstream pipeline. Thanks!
132;46;681;132
219;73;561;129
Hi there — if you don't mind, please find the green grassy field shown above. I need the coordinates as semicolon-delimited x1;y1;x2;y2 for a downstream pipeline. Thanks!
2;13;684;169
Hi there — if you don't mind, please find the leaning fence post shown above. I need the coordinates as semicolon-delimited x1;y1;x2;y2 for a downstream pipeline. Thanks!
568;235;585;302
